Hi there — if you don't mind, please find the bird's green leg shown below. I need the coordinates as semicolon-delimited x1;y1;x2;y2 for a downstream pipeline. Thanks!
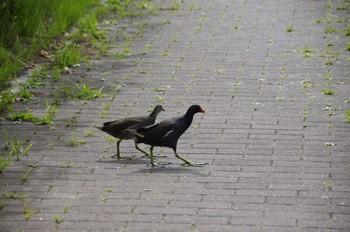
146;147;171;167
174;150;208;167
137;144;166;158
135;143;150;157
115;139;122;158
99;139;133;160
147;147;160;167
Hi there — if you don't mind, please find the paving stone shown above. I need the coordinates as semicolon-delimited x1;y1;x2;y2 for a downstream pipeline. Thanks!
0;0;349;231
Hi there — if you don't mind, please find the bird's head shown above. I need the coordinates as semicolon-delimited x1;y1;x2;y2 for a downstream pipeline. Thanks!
155;105;165;112
150;105;165;117
188;104;206;115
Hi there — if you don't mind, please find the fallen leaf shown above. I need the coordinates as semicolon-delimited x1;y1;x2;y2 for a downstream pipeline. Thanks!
39;50;51;58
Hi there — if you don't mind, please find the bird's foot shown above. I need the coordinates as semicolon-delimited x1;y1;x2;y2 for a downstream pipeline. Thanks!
98;154;134;161
181;161;209;167
146;160;172;168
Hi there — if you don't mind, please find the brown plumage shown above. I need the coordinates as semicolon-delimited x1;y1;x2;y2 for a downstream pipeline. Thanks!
97;105;164;159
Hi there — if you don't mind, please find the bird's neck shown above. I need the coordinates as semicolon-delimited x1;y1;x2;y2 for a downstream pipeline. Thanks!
184;111;195;123
149;111;158;118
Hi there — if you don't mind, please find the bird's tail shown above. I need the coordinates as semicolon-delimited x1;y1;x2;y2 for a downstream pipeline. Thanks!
95;126;104;131
125;129;145;138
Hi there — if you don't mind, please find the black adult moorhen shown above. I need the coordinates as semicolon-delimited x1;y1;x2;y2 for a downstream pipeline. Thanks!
131;104;208;167
97;105;164;159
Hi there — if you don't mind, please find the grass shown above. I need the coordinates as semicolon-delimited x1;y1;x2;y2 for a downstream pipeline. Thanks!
160;19;171;25
106;0;134;17
84;128;96;137
60;160;73;168
55;43;81;68
286;25;294;32
0;155;13;173
0;133;13;172
53;205;71;224
324;61;333;66
5;192;28;199
301;46;314;57
154;95;166;103
58;83;106;100
0;87;33;113
103;187;114;193
301;79;316;89
23;202;38;221
325;1;333;9
0;0;181;125
153;86;170;92
0;200;5;210
66;130;86;147
276;96;286;101
346;42;350;51
20;163;38;181
162;49;170;56
325;26;337;34
345;110;350;123
0;0;150;109
20;67;48;89
170;0;181;10
3;132;9;149
172;35;179;42
105;135;117;143
66;116;79;127
322;89;336;95
0;0;98;88
344;24;350;36
139;69;148;74
67;132;80;146
78;13;105;40
1;66;58;114
336;3;350;10
53;214;64;224
325;73;333;80
99;112;109;119
187;227;198;232
6;100;58;125
8;138;32;161
62;206;71;214
103;102;113;110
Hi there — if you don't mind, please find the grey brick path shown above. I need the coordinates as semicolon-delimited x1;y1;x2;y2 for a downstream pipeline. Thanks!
1;0;350;231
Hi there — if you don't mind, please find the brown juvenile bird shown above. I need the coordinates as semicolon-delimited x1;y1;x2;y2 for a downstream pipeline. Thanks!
97;105;164;159
131;105;208;167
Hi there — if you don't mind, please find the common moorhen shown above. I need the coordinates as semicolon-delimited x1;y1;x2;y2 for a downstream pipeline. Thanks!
131;104;208;167
97;105;164;159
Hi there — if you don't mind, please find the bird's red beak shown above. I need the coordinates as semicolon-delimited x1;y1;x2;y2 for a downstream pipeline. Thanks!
200;107;206;113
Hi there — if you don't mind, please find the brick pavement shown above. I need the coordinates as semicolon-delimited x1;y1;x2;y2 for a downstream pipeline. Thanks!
1;0;350;231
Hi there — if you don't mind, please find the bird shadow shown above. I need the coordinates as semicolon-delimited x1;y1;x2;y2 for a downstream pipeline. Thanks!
96;156;210;176
133;166;209;176
96;153;169;165
96;156;149;165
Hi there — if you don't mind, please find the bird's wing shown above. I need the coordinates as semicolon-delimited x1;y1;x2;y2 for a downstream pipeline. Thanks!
139;118;177;138
139;122;160;131
103;116;147;131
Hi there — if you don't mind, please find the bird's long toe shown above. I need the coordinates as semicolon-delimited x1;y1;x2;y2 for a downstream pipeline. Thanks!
98;154;134;160
181;161;209;167
146;161;166;168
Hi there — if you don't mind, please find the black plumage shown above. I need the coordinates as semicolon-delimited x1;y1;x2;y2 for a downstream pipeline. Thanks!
97;105;164;159
132;105;208;167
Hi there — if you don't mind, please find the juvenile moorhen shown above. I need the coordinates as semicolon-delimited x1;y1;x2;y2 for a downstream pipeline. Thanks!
131;104;208;167
97;105;164;159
